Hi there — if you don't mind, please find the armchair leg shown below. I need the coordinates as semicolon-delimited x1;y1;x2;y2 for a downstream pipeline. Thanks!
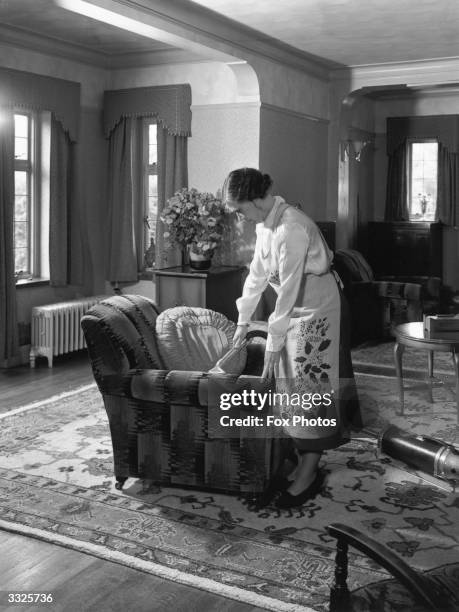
330;537;352;612
115;476;128;490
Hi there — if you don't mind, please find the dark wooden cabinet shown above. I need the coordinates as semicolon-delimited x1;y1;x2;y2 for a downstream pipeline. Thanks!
154;265;245;322
367;222;443;278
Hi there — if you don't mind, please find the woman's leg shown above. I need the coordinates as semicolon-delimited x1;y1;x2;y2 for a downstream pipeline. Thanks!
286;449;322;495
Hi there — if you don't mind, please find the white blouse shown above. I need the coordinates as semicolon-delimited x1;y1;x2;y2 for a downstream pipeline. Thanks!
236;197;333;352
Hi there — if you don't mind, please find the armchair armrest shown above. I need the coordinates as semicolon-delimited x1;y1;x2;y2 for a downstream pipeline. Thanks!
347;281;380;297
129;368;273;406
327;523;450;610
377;275;441;298
130;369;204;403
98;371;167;397
373;280;422;301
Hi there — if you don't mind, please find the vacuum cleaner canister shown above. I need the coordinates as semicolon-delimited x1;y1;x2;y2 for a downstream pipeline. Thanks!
379;425;459;484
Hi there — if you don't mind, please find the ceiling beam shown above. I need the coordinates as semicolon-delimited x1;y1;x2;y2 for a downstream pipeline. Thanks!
57;0;336;78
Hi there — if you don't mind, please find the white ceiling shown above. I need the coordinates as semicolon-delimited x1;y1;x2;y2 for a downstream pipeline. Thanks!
0;0;457;68
192;0;459;66
0;0;175;57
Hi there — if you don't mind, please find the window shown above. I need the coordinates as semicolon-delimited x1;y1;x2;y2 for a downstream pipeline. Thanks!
407;140;438;221
13;111;50;281
14;113;32;277
143;120;158;268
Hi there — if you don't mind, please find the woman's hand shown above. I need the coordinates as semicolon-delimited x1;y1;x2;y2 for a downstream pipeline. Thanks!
233;324;248;347
262;350;281;380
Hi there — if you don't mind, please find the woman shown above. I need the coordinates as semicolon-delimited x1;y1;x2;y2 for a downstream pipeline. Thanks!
223;167;360;509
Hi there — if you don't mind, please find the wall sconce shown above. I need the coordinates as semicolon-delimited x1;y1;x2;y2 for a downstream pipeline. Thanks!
341;139;373;162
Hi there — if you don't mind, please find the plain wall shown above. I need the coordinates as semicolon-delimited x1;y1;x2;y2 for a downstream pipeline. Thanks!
259;105;329;220
188;103;260;193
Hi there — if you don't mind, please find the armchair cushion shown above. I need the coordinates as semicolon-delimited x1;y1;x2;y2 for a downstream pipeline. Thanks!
155;306;245;372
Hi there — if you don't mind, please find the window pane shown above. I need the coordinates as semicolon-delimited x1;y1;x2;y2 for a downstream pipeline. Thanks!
148;174;157;197
14;171;28;195
149;197;158;219
413;142;437;160
15;195;28;221
14;221;28;248
15;137;28;161
148;174;158;237
149;124;157;165
149;123;157;145
14;114;28;138
15;248;29;274
149;145;157;166
409;141;438;220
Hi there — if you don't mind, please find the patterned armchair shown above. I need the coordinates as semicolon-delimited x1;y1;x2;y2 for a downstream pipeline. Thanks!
333;249;441;344
81;295;279;495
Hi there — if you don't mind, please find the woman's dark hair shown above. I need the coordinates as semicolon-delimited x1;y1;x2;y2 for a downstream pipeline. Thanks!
223;168;273;203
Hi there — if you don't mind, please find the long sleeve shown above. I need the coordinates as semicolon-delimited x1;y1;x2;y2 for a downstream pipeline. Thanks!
266;223;309;351
236;239;269;325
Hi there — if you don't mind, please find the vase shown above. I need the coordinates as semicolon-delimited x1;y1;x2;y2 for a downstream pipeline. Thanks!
181;247;189;267
189;249;212;271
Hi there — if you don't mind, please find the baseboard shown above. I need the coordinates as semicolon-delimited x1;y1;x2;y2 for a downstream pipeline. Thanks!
1;345;30;369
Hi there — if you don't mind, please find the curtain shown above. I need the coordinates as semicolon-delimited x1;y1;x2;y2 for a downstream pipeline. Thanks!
49;117;72;286
104;84;191;139
104;84;190;279
156;126;188;268
385;142;409;222
107;120;188;280
107;117;143;283
438;144;459;227
50;116;83;286
387;115;459;156
0;67;80;142
0;109;20;363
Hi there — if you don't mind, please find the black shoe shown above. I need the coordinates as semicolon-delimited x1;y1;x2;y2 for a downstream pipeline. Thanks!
252;472;294;509
267;475;293;494
275;471;324;509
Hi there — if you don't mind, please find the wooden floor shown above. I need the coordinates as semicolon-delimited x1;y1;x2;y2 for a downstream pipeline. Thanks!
0;353;269;612
0;351;93;412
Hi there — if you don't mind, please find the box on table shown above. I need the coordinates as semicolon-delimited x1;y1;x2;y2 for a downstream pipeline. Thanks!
424;314;459;339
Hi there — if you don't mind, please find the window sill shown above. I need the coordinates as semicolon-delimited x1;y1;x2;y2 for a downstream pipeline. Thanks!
16;277;50;288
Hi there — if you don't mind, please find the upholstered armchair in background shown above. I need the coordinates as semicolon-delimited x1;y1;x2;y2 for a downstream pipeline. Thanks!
333;249;441;345
81;295;280;495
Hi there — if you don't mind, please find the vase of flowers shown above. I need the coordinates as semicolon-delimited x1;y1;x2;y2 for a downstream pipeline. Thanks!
161;188;224;270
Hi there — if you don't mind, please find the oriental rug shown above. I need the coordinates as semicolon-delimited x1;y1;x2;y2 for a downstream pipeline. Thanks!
0;371;458;612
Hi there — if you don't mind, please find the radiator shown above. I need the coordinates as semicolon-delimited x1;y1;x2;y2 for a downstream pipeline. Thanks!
30;296;107;368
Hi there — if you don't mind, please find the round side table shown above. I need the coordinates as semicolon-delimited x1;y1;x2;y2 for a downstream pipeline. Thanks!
393;322;459;422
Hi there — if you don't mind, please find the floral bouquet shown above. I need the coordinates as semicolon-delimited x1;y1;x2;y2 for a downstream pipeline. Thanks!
161;188;225;257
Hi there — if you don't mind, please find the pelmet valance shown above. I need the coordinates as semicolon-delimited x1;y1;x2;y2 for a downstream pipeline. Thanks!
0;67;80;142
387;115;459;155
103;84;192;138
